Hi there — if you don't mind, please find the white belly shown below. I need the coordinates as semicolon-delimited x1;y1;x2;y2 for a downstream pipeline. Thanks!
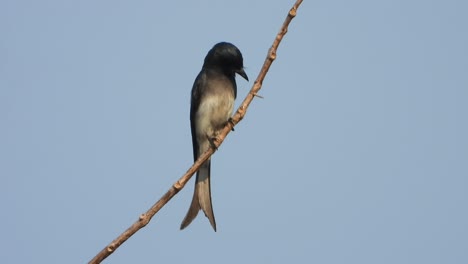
195;94;234;138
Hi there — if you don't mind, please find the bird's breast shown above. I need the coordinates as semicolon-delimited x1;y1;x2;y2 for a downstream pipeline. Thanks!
195;90;234;142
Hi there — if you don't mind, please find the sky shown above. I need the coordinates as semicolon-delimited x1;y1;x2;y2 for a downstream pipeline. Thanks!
1;0;467;263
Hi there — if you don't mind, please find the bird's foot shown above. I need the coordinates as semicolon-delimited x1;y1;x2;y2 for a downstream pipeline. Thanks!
228;118;235;131
208;136;218;151
206;132;219;151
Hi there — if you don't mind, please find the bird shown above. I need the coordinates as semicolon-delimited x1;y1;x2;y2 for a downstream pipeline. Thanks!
180;42;248;231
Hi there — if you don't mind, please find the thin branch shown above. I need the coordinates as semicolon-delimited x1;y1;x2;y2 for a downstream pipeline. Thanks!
89;1;303;263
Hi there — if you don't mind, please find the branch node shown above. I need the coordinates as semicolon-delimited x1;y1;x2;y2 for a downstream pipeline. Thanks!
139;214;146;221
174;181;183;190
289;7;297;17
107;245;115;253
269;51;277;60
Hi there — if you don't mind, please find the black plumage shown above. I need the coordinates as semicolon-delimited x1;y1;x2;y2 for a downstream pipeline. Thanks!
180;42;248;231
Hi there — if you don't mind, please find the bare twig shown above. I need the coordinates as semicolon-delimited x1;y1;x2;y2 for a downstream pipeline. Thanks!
89;1;303;263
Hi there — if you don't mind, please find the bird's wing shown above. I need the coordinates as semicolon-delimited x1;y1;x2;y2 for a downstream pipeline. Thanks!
190;70;207;160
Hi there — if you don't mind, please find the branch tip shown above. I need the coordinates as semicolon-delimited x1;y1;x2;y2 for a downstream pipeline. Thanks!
253;93;264;99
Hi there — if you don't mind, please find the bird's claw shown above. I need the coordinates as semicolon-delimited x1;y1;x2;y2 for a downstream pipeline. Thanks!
228;118;235;131
206;135;218;151
208;137;218;151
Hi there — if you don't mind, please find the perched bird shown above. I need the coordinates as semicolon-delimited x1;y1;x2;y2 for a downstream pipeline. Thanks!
180;42;248;231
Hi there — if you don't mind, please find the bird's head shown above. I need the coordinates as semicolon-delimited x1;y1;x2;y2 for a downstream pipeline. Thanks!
203;42;249;81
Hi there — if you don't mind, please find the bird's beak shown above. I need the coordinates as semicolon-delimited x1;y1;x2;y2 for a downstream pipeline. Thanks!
236;68;249;81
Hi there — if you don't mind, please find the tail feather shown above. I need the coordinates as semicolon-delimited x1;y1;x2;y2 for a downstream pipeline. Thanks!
180;159;217;231
180;184;201;230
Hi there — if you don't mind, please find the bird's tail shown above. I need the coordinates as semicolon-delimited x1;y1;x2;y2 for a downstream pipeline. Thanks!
180;159;217;231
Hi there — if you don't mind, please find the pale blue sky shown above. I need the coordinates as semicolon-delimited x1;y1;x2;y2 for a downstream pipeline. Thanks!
1;1;467;263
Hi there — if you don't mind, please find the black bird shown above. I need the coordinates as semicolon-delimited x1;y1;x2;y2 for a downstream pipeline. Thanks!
180;42;248;231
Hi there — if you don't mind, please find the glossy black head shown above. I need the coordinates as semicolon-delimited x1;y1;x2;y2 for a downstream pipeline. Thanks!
203;42;248;81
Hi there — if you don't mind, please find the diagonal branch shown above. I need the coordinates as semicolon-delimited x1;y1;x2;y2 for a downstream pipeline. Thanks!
89;1;303;263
